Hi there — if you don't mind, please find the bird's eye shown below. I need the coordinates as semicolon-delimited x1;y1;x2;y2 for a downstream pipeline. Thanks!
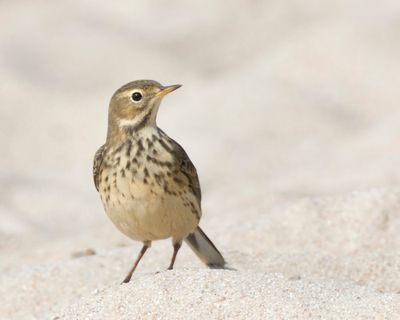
131;91;143;102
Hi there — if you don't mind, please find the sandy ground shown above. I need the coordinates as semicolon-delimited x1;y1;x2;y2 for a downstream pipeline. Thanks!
1;0;400;319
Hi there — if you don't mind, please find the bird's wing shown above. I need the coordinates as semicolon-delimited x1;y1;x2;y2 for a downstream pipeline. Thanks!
170;139;202;204
93;144;106;192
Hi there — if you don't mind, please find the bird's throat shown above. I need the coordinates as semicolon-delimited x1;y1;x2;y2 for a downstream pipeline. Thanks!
106;108;159;145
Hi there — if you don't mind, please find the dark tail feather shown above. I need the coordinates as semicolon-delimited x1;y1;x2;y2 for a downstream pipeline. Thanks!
184;226;225;268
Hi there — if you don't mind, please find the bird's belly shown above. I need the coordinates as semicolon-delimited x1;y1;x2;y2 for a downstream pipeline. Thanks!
101;178;199;242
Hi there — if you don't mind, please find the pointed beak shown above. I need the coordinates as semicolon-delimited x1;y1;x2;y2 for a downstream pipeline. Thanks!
156;84;182;98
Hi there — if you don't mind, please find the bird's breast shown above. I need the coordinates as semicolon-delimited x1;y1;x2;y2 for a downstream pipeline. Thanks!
100;129;175;201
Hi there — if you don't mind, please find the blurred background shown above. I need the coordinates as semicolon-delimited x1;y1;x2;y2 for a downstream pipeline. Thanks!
1;0;400;273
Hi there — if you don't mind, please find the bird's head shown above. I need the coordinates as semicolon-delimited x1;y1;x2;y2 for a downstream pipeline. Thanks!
107;80;181;139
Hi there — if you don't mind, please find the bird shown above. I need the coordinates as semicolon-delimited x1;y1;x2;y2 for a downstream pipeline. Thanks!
93;80;225;283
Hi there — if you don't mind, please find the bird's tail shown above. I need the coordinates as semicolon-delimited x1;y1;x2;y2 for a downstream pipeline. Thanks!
184;226;225;268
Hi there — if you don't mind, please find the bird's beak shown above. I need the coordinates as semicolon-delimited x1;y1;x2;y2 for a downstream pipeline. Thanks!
156;84;182;97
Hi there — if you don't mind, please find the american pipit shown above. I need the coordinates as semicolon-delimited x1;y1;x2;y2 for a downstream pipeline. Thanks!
93;80;225;283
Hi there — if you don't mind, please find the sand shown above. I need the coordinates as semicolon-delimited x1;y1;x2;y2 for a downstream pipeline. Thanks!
1;0;400;319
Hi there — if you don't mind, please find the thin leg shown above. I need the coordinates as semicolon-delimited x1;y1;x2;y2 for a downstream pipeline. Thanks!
167;242;182;270
122;242;150;284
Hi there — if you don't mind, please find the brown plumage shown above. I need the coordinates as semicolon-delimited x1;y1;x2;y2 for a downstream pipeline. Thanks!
93;80;225;283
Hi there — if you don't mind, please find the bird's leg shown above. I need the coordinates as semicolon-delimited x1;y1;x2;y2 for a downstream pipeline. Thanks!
122;241;150;284
167;242;182;270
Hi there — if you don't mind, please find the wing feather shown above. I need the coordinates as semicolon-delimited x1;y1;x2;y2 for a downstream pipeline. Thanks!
93;144;106;192
170;140;202;203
